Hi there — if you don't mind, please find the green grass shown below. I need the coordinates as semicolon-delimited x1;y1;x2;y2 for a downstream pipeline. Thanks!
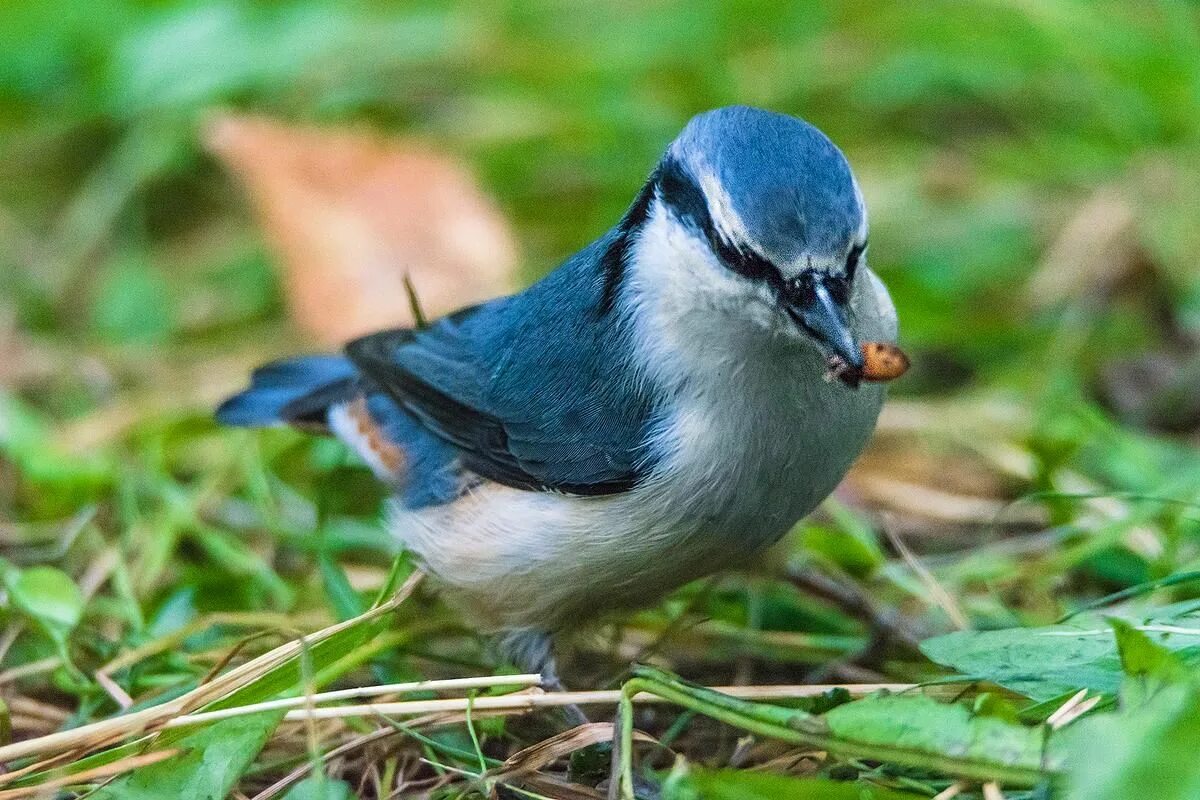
3;1;1200;797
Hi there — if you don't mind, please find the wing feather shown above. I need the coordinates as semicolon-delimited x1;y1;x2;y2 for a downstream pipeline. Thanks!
344;256;659;495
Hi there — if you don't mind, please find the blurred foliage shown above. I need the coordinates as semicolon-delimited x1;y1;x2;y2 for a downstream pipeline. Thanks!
2;1;1200;798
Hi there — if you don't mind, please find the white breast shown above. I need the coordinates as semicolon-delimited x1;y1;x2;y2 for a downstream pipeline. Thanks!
389;205;896;631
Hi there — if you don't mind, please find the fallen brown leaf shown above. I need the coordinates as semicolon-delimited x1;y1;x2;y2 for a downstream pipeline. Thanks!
205;114;518;344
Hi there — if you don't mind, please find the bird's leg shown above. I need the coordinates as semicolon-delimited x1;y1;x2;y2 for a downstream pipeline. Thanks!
496;629;590;728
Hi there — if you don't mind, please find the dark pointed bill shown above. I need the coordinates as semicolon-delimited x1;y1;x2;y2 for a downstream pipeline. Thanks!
785;281;864;387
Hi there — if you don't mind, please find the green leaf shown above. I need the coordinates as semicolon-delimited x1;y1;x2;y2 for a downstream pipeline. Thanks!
90;710;285;800
1110;617;1191;707
802;499;885;577
283;775;354;800
91;256;175;344
663;768;924;800
0;697;11;746
922;603;1200;701
0;393;113;496
318;553;365;622
801;525;882;578
3;565;84;647
147;586;198;638
620;666;1052;788
824;693;1054;775
1062;684;1200;800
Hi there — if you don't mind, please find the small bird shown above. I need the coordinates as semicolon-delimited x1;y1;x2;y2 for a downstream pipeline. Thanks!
217;106;898;686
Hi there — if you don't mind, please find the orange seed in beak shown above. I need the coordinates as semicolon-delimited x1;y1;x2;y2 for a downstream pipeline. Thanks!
860;341;910;382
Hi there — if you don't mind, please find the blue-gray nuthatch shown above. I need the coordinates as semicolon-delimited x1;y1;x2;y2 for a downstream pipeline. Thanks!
218;106;899;684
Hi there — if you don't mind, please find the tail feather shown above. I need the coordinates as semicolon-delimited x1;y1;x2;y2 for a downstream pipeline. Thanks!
216;355;358;428
218;353;463;504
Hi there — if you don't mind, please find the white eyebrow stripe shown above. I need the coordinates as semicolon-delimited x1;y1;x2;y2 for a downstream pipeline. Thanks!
696;167;754;250
850;172;868;242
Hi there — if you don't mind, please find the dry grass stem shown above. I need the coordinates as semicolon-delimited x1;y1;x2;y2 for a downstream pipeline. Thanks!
1049;695;1101;730
0;658;61;687
171;673;544;727
1044;689;1089;729
0;749;180;800
0;572;424;765
197;683;917;726
882;517;970;630
858;476;1046;526
499;723;655;778
982;781;1006;800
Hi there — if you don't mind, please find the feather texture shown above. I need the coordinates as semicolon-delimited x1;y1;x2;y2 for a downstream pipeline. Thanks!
345;233;663;495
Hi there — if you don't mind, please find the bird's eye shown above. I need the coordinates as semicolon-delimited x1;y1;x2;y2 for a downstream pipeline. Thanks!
845;241;866;281
784;274;817;307
825;275;850;305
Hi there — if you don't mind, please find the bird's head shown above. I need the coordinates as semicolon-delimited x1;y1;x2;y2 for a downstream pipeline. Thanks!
617;106;870;374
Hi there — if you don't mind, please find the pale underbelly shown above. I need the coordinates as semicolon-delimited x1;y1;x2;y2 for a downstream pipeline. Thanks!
388;378;883;631
388;471;820;631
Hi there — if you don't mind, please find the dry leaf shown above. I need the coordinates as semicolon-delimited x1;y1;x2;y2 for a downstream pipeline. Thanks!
499;723;656;778
1027;187;1139;308
205;114;518;344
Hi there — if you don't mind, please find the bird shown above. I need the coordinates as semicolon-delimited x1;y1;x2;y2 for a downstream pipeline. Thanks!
216;105;898;690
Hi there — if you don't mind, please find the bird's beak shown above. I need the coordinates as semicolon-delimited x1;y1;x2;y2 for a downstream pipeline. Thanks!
788;281;862;370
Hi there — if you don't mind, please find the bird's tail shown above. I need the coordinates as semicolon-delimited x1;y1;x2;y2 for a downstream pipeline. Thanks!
216;355;359;430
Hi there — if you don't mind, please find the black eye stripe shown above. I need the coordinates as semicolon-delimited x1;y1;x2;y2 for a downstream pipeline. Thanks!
845;241;866;281
783;273;816;306
657;155;864;302
658;156;711;235
711;233;776;282
659;156;784;287
826;275;850;304
784;271;849;307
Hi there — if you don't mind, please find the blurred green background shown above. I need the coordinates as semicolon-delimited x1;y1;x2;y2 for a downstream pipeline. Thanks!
2;1;1200;794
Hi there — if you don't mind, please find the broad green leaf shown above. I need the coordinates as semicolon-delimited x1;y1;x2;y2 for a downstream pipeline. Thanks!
623;666;1051;787
800;525;883;578
922;604;1200;701
3;565;84;646
1110;617;1191;707
1062;684;1200;800
824;693;1055;775
90;711;285;800
663;769;923;800
283;775;354;800
801;499;885;577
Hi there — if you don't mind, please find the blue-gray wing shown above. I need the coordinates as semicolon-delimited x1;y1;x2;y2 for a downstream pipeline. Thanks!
345;256;660;495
